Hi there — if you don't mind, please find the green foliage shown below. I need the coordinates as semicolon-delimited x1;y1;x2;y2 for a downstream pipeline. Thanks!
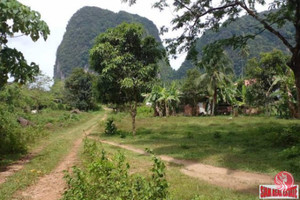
90;23;162;134
177;12;294;78
196;47;233;115
0;77;82;155
271;125;300;147
104;119;118;136
244;49;296;117
63;139;170;200
137;105;153;117
0;104;26;154
54;6;175;81
0;0;50;88
144;83;181;117
181;68;204;108
280;146;300;159
64;68;97;111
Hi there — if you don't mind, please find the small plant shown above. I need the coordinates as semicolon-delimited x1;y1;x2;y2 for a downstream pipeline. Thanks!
180;143;191;149
186;132;194;139
280;146;300;159
104;118;117;135
119;130;127;138
213;131;221;139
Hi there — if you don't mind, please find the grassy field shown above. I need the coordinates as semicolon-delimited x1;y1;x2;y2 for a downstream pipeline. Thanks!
0;111;104;200
99;112;300;181
0;109;90;168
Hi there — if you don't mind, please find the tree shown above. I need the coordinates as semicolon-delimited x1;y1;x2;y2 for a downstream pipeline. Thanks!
64;68;97;111
90;23;163;135
123;0;300;118
245;49;297;117
0;0;50;89
196;47;233;116
181;68;205;115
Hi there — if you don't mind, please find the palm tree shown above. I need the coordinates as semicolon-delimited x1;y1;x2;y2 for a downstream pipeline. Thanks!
196;48;233;116
144;83;181;117
143;85;164;117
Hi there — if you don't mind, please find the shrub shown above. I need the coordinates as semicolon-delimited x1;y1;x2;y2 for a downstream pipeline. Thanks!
63;139;170;200
0;106;26;154
104;118;118;135
137;105;153;117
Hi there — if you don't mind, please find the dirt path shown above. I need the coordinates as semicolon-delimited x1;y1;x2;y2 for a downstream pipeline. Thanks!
18;114;107;200
0;146;45;185
100;140;274;194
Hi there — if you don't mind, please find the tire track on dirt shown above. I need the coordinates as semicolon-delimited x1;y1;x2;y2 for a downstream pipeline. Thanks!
99;140;275;194
18;114;107;200
0;146;45;185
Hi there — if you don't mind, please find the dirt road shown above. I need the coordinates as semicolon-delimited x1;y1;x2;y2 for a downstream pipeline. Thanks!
13;113;106;200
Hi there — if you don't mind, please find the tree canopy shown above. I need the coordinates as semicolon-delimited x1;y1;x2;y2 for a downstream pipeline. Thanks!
0;0;50;89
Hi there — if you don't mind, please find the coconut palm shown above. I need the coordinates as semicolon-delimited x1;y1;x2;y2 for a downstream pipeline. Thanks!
196;47;233;115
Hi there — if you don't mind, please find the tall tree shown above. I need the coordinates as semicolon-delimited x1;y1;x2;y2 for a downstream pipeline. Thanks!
123;0;300;117
90;23;163;135
64;68;97;111
0;0;50;89
196;47;233;115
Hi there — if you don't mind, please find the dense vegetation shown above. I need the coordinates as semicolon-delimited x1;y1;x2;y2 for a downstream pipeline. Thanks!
54;6;175;81
175;11;294;79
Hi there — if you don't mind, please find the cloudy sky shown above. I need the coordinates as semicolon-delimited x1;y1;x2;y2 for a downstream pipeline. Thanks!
7;0;270;78
7;0;186;78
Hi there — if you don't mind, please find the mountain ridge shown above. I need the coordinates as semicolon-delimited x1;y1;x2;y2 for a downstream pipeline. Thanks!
54;6;175;80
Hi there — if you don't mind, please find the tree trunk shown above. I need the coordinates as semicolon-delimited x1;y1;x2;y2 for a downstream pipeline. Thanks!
293;67;300;118
212;87;217;116
165;101;170;117
156;102;163;117
130;101;137;136
285;83;297;118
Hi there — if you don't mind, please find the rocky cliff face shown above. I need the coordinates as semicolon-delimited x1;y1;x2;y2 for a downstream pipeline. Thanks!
54;6;175;80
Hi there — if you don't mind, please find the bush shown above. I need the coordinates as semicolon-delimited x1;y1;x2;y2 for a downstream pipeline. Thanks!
0;105;26;154
63;139;170;200
137;105;153;117
104;118;118;135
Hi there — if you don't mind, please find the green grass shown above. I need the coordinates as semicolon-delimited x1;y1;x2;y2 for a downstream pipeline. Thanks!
95;142;257;200
0;109;90;168
101;113;300;181
0;111;104;200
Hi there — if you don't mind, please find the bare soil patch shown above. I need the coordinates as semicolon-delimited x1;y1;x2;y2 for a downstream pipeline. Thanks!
0;146;45;185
